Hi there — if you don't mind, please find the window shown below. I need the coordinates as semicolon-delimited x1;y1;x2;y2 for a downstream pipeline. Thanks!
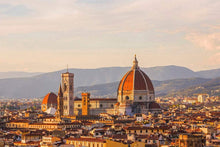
78;104;81;107
140;130;142;133
111;104;114;108
100;104;103;108
139;96;142;100
126;96;129;100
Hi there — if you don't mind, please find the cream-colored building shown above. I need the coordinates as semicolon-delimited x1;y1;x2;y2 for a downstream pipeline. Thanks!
198;94;209;103
74;98;117;115
73;55;161;116
42;55;161;116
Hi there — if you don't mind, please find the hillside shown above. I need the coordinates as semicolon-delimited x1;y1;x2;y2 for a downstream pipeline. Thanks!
0;72;42;79
167;77;220;97
0;66;220;98
75;77;215;98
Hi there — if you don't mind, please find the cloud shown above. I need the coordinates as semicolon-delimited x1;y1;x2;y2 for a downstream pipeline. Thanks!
185;32;220;51
0;0;219;35
0;0;219;71
0;4;32;17
209;52;220;65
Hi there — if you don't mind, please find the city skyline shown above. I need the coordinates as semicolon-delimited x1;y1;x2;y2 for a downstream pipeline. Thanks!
0;0;219;72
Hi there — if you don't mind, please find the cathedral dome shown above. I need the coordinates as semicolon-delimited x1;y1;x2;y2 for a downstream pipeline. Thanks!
42;92;57;106
118;55;154;93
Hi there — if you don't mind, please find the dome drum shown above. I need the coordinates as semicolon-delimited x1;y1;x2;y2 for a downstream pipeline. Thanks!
41;92;58;112
116;55;161;115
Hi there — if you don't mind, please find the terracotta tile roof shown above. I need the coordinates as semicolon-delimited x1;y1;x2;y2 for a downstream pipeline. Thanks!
118;67;154;92
149;102;161;109
66;137;106;143
42;92;57;105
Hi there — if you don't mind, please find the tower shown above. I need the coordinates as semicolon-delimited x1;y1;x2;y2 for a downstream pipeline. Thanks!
56;84;63;118
82;93;90;116
61;71;74;116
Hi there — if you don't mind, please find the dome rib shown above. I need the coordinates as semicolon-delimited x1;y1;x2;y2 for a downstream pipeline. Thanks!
118;70;133;92
118;55;154;93
141;70;154;93
118;68;154;92
42;92;57;105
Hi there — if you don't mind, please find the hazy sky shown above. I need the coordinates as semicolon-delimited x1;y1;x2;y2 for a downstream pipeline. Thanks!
0;0;219;72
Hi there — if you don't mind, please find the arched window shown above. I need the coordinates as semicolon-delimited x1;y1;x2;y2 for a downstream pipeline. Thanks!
126;96;129;100
139;96;142;100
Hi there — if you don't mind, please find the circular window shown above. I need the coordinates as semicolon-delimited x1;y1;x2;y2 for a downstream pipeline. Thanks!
126;96;129;100
78;104;81;107
139;96;142;100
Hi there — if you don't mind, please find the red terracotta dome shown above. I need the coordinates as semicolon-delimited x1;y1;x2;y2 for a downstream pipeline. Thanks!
42;92;57;105
118;55;154;93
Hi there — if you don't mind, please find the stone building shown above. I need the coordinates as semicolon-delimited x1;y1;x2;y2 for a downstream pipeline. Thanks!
41;55;161;116
116;55;160;115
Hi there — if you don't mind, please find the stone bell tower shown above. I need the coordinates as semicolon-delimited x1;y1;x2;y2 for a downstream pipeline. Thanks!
61;70;74;116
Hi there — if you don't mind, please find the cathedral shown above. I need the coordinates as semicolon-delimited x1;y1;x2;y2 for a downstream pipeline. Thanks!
41;55;161;116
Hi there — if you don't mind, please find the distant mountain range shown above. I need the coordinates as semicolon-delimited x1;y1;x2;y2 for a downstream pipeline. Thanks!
75;77;220;98
0;72;42;79
0;65;219;98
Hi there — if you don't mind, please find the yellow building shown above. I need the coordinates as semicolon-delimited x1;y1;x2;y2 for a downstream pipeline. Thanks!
74;98;116;115
40;136;61;147
124;126;169;135
82;93;90;115
6;119;29;129
179;134;205;147
66;137;147;147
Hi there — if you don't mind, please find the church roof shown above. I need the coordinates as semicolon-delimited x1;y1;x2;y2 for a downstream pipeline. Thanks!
118;55;154;92
149;102;161;109
42;92;57;105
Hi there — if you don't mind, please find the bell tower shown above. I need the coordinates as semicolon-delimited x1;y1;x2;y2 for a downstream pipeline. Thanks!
82;93;90;116
56;84;63;118
61;71;74;116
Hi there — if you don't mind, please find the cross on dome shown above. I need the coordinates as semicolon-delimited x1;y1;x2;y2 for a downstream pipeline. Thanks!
132;54;139;69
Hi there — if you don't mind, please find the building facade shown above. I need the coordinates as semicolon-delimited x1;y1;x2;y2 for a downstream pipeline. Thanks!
42;55;161;116
62;72;74;116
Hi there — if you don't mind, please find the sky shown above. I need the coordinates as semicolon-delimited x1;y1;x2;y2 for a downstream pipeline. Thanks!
0;0;219;72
